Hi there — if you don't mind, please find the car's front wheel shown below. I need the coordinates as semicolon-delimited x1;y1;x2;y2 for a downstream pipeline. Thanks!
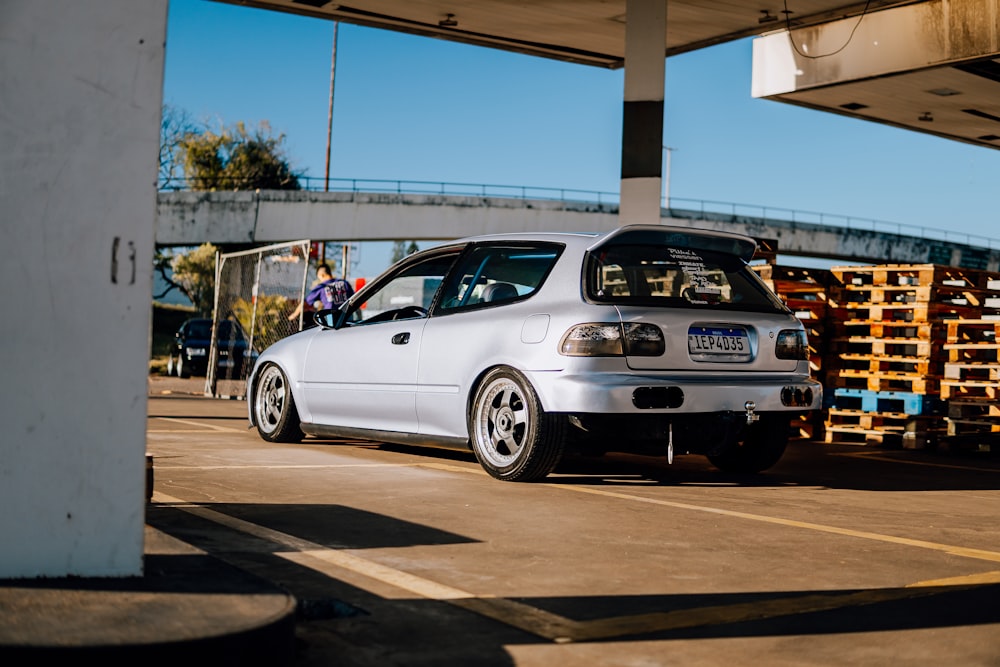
706;413;790;473
177;355;191;379
469;367;565;482
252;363;304;443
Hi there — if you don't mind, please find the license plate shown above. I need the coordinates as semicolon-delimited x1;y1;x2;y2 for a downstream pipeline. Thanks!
687;325;750;358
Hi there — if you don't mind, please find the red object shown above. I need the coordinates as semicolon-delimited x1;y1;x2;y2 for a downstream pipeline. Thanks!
355;277;366;308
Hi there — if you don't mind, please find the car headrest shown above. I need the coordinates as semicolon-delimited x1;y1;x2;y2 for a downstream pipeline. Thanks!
481;282;518;303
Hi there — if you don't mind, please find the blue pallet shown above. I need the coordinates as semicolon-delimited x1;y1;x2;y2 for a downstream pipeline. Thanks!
833;388;944;416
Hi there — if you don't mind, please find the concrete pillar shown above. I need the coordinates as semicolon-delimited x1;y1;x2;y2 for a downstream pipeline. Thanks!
619;0;666;225
0;1;167;577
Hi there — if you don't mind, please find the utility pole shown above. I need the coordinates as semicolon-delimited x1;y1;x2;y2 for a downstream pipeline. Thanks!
322;21;340;264
662;146;676;210
324;21;339;193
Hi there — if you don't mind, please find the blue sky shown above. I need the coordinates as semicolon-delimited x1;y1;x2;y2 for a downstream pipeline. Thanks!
163;0;1000;277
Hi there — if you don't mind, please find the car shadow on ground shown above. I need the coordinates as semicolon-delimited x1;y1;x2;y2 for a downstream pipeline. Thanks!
300;438;1000;493
146;501;1000;666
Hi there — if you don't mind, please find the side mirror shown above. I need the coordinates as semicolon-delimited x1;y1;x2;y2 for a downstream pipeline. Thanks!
312;309;339;329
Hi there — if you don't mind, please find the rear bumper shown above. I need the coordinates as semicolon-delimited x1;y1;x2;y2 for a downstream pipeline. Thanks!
524;370;822;414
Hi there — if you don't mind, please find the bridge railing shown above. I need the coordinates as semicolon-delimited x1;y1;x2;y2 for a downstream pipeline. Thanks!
158;176;1000;250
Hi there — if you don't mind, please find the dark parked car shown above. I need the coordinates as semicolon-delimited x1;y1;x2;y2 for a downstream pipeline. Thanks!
167;318;252;379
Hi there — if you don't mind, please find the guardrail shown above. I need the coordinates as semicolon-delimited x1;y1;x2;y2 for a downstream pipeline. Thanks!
158;176;1000;251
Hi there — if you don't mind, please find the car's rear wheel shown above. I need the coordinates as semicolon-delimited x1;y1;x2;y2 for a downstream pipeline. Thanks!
706;413;790;473
253;363;304;443
469;367;565;482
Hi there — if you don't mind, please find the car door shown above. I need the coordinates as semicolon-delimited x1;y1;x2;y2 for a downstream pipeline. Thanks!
300;250;461;434
416;243;564;439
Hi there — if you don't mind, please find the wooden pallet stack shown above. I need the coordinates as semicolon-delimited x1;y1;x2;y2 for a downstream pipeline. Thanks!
753;263;834;439
823;264;984;448
940;271;1000;452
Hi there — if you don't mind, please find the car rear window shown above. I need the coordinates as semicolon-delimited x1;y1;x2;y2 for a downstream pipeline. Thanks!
586;244;787;313
187;322;212;339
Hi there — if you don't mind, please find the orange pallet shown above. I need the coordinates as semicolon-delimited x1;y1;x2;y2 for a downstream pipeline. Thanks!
946;319;1000;344
947;399;1000;421
941;380;1000;401
835;371;939;394
946;419;1000;437
840;320;942;340
831;264;984;288
834;336;943;359
833;301;971;323
824;409;943;448
838;354;938;376
943;363;1000;382
944;343;1000;364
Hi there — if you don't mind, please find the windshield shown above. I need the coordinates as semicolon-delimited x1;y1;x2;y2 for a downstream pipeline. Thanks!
586;244;787;314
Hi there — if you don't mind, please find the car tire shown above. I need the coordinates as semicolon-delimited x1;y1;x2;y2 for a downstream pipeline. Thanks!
177;355;190;379
706;413;790;473
469;367;565;482
252;363;304;443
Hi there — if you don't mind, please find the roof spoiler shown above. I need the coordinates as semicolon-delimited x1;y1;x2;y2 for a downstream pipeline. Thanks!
588;225;758;264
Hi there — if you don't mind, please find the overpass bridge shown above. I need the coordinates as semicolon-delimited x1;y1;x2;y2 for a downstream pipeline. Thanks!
156;181;1000;270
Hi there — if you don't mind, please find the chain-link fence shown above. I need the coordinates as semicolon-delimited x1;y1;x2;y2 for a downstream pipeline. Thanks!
207;241;311;399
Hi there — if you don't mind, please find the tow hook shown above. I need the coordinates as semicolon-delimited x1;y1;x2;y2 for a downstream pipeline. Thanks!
666;423;674;465
744;401;759;424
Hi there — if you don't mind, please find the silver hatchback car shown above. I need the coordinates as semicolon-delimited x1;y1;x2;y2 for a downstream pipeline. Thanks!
248;225;822;481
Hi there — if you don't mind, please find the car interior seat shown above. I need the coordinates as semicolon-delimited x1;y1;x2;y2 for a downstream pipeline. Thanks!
480;282;518;303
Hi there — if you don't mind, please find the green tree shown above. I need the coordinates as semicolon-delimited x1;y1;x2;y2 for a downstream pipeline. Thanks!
178;120;300;191
159;104;197;189
391;241;420;264
169;243;219;316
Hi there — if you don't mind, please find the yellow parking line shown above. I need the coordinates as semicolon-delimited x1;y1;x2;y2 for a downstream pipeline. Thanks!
833;450;1000;473
151;416;247;433
569;585;958;641
153;492;572;640
908;570;1000;587
417;461;1000;565
153;490;999;643
152;463;425;470
545;482;1000;564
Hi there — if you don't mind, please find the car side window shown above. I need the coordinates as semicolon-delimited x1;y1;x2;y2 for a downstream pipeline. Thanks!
435;243;563;313
344;251;460;326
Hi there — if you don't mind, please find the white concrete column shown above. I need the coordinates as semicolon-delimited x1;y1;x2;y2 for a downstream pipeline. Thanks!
0;0;167;578
619;0;667;226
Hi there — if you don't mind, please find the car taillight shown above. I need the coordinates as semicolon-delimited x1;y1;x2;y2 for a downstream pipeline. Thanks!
775;329;808;360
560;323;664;357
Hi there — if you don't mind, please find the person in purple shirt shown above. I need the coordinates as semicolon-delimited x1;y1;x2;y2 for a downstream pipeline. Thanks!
288;263;354;323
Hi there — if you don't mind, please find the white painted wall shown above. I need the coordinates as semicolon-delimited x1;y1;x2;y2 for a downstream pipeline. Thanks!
0;1;167;578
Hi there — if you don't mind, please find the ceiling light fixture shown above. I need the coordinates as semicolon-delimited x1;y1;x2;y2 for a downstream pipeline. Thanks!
439;13;458;28
758;9;778;24
918;112;934;122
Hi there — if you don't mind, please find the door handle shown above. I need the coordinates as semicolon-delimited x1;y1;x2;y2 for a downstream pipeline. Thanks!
391;332;410;345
